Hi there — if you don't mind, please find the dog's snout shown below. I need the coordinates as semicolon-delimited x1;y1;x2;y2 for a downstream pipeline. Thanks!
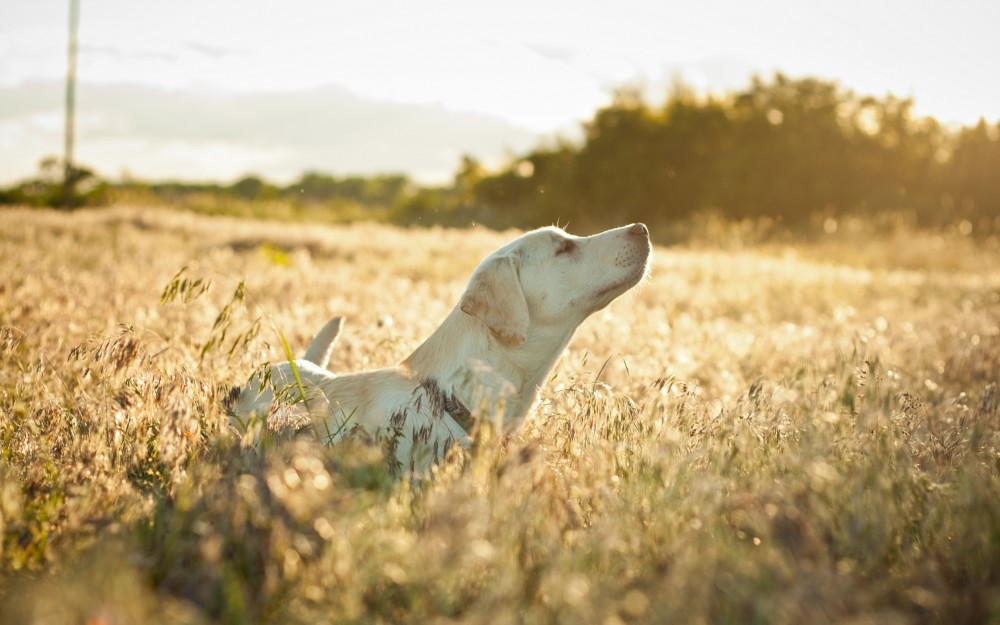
628;223;649;238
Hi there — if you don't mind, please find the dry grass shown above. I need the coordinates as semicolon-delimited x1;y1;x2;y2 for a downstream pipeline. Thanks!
1;205;999;624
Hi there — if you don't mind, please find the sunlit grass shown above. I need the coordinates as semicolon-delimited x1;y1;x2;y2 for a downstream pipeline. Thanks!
1;205;998;624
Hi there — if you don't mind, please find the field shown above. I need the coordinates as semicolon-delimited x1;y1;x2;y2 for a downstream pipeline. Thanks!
1;206;999;624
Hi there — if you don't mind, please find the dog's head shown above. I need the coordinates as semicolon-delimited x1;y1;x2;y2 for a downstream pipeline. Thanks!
460;223;651;346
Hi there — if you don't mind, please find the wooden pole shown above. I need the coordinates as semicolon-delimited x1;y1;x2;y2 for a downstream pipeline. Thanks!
63;0;80;208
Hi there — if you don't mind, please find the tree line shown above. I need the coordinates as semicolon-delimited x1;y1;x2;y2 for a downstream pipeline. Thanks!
456;74;999;233
3;74;998;234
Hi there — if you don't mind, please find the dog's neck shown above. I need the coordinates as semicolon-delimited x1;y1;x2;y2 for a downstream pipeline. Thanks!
403;307;578;426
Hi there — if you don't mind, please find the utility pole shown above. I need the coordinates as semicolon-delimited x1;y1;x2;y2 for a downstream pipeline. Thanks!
63;0;80;209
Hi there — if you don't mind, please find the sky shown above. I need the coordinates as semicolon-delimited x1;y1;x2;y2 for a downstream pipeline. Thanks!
1;0;998;185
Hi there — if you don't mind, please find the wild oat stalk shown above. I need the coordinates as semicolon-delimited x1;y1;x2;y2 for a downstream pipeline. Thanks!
160;266;263;366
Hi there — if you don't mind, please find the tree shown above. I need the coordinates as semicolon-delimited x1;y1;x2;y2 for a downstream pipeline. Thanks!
944;119;1000;226
229;175;276;201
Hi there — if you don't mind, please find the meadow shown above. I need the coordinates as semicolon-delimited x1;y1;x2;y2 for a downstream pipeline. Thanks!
1;206;999;624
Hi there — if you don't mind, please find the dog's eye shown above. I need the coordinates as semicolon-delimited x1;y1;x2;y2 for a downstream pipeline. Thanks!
555;239;576;256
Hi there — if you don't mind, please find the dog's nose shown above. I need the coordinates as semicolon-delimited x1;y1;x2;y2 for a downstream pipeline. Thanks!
628;223;648;237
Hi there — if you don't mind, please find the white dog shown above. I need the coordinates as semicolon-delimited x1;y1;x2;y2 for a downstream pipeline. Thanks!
228;223;651;472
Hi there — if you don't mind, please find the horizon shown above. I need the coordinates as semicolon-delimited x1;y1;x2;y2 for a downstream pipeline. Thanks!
2;0;998;185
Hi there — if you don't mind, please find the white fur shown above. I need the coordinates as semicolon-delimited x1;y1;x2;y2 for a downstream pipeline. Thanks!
229;223;651;472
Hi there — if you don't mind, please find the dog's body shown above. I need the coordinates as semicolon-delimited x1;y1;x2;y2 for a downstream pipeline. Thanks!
229;223;651;472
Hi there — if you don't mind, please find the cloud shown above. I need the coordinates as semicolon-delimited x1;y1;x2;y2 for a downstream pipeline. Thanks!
182;41;247;59
0;82;542;184
80;44;177;63
525;43;578;65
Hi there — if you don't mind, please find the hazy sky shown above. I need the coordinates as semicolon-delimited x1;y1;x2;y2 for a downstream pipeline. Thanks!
1;0;998;184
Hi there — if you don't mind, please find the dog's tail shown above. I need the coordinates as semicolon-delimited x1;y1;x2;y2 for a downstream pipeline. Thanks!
302;316;344;369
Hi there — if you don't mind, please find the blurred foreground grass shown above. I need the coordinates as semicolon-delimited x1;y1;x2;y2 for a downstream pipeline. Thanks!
1;206;999;624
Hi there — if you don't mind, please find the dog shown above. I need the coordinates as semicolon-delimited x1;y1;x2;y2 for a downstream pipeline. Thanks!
227;223;651;473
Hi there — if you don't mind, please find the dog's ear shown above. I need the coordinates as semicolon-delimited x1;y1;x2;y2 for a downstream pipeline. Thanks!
302;316;344;369
460;255;529;347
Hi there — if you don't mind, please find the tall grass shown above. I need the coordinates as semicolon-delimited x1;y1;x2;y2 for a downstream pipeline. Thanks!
1;206;998;624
